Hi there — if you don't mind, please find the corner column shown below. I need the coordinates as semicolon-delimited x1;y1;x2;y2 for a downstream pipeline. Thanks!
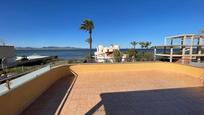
154;46;157;61
181;36;186;64
169;38;173;62
197;36;202;62
189;36;194;61
170;46;173;62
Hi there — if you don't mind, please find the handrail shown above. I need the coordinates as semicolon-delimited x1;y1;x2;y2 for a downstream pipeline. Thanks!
0;65;49;84
0;65;51;95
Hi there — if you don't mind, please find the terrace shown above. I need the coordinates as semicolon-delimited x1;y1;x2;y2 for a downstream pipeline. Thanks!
0;63;204;115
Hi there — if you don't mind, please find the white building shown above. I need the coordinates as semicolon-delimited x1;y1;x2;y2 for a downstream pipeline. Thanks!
94;45;120;63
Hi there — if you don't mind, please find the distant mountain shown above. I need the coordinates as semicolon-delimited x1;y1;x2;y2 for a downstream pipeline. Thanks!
15;46;83;50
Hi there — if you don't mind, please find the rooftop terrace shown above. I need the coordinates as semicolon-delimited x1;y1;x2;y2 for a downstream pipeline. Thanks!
0;63;204;115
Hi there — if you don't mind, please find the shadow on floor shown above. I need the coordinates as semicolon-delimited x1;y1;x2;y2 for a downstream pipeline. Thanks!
86;86;204;115
21;75;75;115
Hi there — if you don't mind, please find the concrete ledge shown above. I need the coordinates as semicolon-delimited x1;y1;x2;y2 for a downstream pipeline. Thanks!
190;62;204;68
71;62;204;79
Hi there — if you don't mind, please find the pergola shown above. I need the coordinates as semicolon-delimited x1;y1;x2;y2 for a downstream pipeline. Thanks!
154;34;204;64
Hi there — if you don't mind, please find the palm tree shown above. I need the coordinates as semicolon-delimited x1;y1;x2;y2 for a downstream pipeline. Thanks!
139;41;151;61
80;19;94;61
145;41;151;49
139;41;151;49
130;41;137;61
139;42;146;49
130;41;137;50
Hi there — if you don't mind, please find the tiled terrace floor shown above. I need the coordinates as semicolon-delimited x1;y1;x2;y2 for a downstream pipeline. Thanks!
22;70;204;115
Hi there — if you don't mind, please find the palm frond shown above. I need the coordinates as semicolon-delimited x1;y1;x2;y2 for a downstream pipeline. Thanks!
80;19;94;33
139;41;151;49
130;41;137;46
80;25;87;31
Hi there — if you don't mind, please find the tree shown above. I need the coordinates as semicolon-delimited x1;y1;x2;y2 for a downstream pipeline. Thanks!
139;42;145;49
80;19;94;61
139;41;151;49
113;49;122;62
126;49;136;62
145;41;151;49
139;41;152;61
130;41;137;50
130;41;137;62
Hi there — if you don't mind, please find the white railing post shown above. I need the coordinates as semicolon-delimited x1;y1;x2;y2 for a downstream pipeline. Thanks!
170;47;173;62
154;47;157;61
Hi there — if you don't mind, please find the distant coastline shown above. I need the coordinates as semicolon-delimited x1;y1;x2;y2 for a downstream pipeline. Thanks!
15;46;85;50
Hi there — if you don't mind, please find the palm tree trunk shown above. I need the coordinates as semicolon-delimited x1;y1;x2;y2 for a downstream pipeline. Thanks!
89;32;92;61
134;46;136;62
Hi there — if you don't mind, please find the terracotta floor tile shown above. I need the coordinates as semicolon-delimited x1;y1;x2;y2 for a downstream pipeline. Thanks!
22;70;204;115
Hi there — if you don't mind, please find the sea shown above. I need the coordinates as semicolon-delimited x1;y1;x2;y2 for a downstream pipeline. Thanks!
16;49;165;60
16;49;92;60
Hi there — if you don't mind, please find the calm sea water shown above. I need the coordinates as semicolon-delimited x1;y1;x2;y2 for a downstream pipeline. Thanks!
16;49;93;59
16;49;161;60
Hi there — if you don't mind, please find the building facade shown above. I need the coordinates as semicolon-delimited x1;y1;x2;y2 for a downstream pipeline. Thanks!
94;45;120;63
154;34;204;64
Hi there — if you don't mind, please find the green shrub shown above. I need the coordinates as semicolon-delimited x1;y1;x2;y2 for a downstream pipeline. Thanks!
143;52;154;61
126;49;136;57
123;49;137;62
113;50;123;62
136;52;154;61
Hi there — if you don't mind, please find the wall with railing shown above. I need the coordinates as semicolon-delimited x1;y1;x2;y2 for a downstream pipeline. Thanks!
0;65;72;115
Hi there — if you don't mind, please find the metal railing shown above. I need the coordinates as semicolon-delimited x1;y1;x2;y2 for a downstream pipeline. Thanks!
0;65;50;95
0;64;50;84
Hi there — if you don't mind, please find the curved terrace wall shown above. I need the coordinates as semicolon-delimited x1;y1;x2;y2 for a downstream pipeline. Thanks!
0;65;73;115
0;62;203;115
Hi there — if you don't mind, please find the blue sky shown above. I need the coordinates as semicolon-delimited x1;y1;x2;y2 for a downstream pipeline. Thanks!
0;0;204;48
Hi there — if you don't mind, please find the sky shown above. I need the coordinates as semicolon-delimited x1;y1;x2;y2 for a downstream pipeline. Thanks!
0;0;204;48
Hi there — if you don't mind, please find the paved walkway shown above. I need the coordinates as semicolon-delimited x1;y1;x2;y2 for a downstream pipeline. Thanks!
22;70;204;115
